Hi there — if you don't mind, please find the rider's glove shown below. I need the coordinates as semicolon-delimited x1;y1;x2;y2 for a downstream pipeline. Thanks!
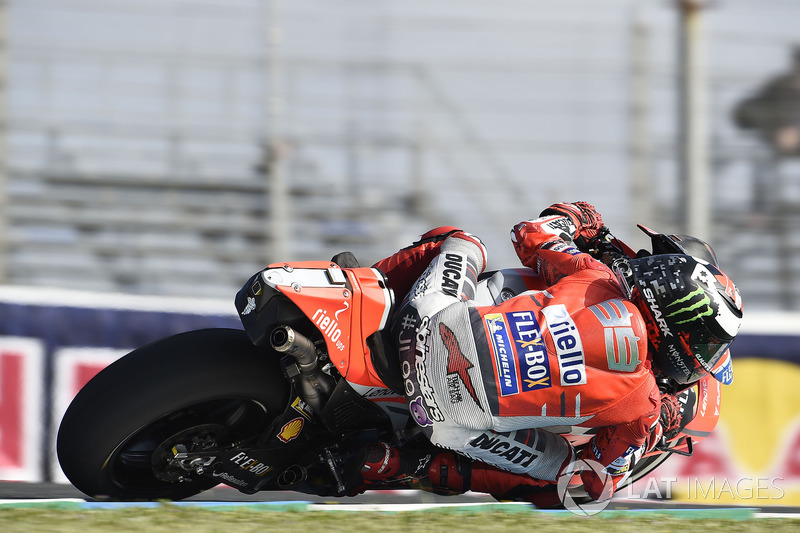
644;392;684;453
539;201;605;250
659;392;684;441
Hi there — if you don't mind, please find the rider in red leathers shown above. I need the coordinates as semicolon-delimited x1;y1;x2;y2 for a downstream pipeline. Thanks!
358;201;743;506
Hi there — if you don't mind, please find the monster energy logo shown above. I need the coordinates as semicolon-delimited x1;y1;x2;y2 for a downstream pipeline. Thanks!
667;287;713;324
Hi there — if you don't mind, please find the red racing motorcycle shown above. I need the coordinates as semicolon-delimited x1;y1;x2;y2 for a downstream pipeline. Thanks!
56;226;721;504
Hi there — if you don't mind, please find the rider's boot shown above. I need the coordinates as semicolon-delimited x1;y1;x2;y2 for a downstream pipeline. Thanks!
360;442;422;481
350;442;432;493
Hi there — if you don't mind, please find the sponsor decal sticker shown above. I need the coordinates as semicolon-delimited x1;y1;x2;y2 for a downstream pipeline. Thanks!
399;315;445;424
642;286;673;338
667;286;713;325
439;322;483;410
668;342;694;379
212;471;249;487
409;396;434;427
229;451;272;476
277;417;304;443
291;397;313;420
604;444;642;476
485;313;520;396
441;253;465;298
311;306;346;352
241;296;256;316
542;305;587;386
507;311;552;391
542;216;575;240
468;431;545;468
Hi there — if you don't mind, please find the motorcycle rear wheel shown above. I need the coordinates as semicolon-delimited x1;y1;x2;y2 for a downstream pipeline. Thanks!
57;328;288;501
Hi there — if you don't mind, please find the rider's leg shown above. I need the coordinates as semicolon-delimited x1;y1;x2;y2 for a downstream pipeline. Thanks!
390;231;574;486
427;425;574;484
355;443;565;508
427;451;558;501
392;231;488;431
372;227;485;303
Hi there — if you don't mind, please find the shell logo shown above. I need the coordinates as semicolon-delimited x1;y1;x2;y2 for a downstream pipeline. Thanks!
277;417;304;443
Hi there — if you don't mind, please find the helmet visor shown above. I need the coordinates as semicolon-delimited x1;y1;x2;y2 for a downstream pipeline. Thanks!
655;333;733;385
666;333;732;385
692;336;732;374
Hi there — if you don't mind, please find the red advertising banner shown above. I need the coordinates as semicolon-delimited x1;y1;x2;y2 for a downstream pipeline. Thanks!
0;337;45;481
50;347;128;484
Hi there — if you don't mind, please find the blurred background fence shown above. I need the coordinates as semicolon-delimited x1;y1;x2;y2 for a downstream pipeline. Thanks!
3;0;800;308
0;0;799;505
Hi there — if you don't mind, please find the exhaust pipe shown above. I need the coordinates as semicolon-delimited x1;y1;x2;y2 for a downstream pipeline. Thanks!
271;326;318;368
271;326;335;413
275;464;307;489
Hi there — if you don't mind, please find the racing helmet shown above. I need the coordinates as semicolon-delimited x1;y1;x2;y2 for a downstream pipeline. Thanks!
636;224;719;266
616;254;744;386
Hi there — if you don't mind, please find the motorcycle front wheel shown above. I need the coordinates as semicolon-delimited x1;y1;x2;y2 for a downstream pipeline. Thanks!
57;328;288;501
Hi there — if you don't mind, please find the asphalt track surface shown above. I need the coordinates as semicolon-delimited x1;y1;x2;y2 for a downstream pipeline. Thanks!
2;482;799;516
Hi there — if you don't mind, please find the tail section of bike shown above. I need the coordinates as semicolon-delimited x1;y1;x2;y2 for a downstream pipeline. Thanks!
235;261;396;389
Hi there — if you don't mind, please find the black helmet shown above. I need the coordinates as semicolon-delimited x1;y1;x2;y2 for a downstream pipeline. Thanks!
616;254;744;386
637;224;719;266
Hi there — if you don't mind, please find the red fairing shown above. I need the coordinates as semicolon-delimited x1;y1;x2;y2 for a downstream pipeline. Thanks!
269;262;394;388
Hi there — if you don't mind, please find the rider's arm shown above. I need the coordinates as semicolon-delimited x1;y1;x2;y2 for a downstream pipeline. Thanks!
511;201;605;285
510;218;602;286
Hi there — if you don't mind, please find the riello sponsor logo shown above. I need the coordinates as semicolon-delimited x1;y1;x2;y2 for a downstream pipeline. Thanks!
542;305;587;386
311;307;344;350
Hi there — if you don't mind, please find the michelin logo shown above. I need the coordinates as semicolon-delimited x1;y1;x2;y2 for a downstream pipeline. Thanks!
485;313;519;396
